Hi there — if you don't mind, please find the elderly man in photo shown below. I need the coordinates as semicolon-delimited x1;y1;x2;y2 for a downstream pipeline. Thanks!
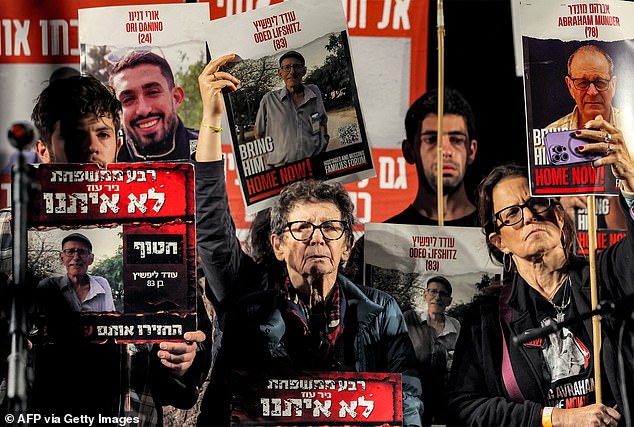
255;50;329;167
547;44;627;231
404;275;460;426
547;44;619;131
37;233;115;312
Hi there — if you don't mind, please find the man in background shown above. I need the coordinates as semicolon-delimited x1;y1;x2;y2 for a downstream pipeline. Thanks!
388;87;478;225
33;75;122;167
255;50;329;167
404;275;460;426
110;50;198;162
344;88;479;283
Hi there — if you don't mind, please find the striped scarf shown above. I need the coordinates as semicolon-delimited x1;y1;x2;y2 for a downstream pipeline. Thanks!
282;278;346;368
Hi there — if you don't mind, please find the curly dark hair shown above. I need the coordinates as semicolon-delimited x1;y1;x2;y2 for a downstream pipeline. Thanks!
31;75;121;147
477;164;576;265
269;180;356;247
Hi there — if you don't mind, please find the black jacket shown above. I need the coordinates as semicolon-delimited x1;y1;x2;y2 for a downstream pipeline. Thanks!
195;160;423;426
448;196;634;426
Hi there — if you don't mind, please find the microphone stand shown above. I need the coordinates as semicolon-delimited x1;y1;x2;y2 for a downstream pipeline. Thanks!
7;124;35;417
513;296;634;425
512;294;634;346
513;306;603;346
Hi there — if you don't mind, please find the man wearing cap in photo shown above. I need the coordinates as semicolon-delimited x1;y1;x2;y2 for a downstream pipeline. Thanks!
37;233;115;312
403;275;461;426
255;50;329;167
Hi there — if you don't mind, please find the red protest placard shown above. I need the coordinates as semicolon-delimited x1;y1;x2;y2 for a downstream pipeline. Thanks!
230;371;402;426
27;163;196;342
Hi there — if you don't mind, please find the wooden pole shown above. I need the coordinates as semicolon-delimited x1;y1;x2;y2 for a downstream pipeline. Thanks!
586;194;602;403
437;0;445;226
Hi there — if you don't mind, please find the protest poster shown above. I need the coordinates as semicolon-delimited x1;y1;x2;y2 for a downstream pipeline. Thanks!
573;199;627;255
27;163;196;342
78;2;210;162
1;0;427;235
519;0;634;197
364;223;501;312
230;371;402;426
519;0;631;253
204;0;374;213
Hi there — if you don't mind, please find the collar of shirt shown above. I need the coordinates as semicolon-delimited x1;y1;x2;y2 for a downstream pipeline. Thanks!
59;274;106;302
417;308;459;337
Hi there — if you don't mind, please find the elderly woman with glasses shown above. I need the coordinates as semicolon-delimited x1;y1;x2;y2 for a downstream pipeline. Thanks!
448;117;634;427
193;54;423;427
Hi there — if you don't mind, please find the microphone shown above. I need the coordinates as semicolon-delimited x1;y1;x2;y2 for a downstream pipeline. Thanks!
7;121;38;150
513;293;634;346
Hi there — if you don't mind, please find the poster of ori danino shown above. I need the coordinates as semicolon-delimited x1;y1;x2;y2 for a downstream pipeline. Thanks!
519;0;634;196
364;224;501;312
27;163;196;342
230;371;402;426
204;0;374;214
78;2;211;163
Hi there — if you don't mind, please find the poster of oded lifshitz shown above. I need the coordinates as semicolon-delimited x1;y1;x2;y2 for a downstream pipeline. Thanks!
519;0;634;197
204;0;374;213
79;3;210;162
27;163;197;342
364;224;501;312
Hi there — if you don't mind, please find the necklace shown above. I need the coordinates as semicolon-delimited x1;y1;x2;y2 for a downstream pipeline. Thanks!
549;275;571;323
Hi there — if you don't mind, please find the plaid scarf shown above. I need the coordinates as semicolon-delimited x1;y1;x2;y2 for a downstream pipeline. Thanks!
282;278;346;368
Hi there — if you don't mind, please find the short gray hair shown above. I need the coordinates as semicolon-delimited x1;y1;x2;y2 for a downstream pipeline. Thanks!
269;180;356;246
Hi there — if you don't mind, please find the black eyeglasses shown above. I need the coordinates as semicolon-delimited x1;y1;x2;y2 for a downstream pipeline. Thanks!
61;248;91;257
494;198;554;228
285;220;347;242
280;64;305;72
568;76;611;92
426;288;450;298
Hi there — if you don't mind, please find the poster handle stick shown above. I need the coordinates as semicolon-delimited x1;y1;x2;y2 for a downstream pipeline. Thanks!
586;194;602;403
437;0;445;226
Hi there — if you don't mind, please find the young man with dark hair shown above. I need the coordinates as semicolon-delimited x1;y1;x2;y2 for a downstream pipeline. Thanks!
32;75;122;167
389;87;478;225
110;50;198;162
344;88;479;284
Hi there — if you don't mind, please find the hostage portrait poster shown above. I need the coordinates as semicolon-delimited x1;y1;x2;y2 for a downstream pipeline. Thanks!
519;0;634;197
78;2;210;162
27;163;197;342
203;0;374;213
364;223;501;312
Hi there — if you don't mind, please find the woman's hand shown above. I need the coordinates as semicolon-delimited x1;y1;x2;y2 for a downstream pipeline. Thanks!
196;54;240;162
157;330;206;378
577;115;634;191
198;53;240;119
552;403;621;427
